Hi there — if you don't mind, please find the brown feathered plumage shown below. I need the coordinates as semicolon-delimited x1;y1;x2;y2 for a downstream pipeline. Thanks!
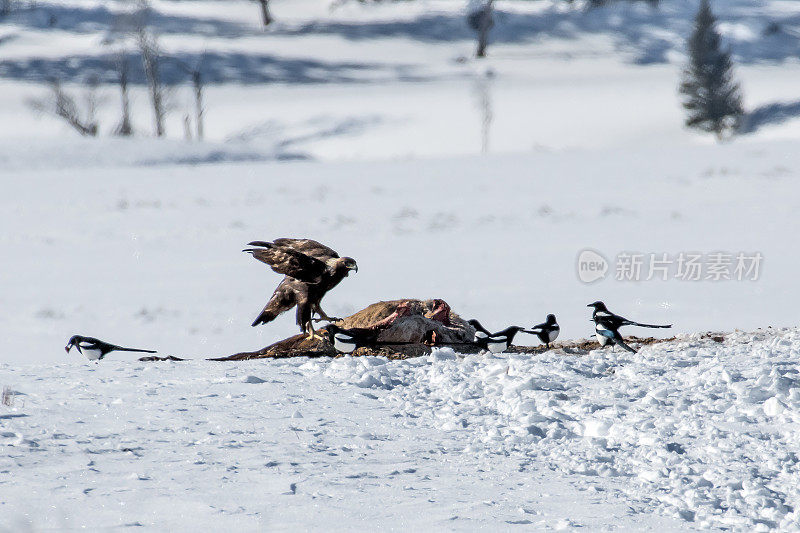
243;238;358;337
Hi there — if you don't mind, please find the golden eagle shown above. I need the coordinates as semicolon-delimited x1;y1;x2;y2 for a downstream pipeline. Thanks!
243;238;358;339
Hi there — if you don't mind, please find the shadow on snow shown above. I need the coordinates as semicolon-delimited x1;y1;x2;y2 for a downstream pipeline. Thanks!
742;100;800;134
0;51;427;85
2;3;256;38
1;0;799;87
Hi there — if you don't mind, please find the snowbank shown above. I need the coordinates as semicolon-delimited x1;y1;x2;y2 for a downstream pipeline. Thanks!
300;327;800;530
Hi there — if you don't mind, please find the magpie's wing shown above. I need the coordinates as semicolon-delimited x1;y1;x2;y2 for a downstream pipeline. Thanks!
271;238;340;261
244;242;327;283
595;314;623;329
594;310;624;328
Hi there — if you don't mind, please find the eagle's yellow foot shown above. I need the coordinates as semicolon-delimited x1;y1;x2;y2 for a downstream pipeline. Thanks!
305;329;327;342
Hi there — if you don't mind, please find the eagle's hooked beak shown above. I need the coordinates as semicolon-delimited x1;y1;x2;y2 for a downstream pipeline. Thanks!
65;343;73;353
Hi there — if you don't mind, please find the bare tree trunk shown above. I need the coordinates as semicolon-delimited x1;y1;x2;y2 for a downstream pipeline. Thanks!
191;70;204;140
116;54;133;136
183;113;192;140
257;0;272;27
475;1;493;58
83;75;99;132
473;74;493;154
0;0;12;17
137;29;166;137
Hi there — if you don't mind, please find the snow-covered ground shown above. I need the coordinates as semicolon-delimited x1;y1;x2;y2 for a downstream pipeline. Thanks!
3;0;800;529
3;329;800;530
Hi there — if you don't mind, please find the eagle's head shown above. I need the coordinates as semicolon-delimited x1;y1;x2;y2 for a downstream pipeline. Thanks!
338;257;358;275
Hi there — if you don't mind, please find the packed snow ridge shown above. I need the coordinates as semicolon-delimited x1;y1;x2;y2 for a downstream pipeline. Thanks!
305;328;800;531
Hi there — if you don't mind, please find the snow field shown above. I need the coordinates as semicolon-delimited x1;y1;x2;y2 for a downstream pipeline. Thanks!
3;0;800;529
301;328;800;530
1;352;692;531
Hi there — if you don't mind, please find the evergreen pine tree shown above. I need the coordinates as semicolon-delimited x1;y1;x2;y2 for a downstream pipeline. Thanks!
679;0;744;140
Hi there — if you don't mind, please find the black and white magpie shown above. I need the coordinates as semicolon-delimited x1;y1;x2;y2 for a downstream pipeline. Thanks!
524;314;560;349
468;320;525;353
65;335;156;361
325;325;380;354
593;321;637;354
489;326;526;351
587;301;671;353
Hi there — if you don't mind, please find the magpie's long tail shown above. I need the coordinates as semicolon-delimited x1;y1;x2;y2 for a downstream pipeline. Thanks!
628;321;672;329
614;338;637;353
114;346;157;354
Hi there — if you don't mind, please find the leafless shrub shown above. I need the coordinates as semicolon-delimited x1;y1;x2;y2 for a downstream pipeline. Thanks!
177;56;205;140
136;28;166;136
128;1;167;137
28;77;99;136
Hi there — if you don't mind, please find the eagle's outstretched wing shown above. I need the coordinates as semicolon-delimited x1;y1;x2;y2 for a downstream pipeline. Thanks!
251;278;301;327
243;241;327;283
271;238;340;262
